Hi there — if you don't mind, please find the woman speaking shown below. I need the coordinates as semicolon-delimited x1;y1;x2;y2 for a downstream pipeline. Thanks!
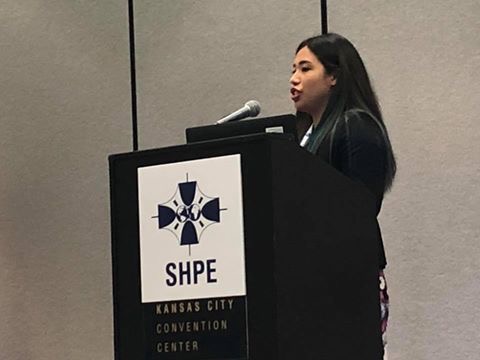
290;33;396;354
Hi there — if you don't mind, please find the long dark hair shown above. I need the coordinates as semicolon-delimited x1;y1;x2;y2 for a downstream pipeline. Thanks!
297;33;396;192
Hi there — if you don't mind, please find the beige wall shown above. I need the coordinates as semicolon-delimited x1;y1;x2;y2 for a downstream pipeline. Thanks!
329;1;480;359
135;0;321;149
1;1;479;359
0;1;131;359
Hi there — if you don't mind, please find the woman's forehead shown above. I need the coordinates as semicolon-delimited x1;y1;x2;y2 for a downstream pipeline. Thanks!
293;47;319;65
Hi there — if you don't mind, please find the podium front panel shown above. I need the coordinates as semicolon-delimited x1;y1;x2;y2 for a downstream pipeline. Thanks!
109;136;280;360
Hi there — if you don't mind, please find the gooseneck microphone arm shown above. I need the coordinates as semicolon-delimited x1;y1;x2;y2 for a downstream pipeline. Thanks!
215;100;261;124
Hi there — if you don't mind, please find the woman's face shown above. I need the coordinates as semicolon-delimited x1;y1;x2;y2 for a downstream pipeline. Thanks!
290;46;336;118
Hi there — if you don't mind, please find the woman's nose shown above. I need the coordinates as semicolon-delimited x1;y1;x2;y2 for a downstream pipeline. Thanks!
290;72;299;85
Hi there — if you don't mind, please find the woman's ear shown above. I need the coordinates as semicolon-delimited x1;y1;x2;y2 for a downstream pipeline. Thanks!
329;74;337;87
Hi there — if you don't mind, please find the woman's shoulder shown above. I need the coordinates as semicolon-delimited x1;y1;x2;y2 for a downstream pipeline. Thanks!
335;109;386;146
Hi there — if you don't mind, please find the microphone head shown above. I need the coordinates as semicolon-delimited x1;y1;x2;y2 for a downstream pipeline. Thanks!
244;100;261;117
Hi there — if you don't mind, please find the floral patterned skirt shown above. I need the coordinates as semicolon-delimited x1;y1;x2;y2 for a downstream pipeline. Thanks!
379;270;389;347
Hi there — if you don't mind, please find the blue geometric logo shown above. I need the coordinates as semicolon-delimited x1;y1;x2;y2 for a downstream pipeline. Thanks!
152;174;226;255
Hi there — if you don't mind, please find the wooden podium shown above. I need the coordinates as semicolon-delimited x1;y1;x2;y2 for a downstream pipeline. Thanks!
109;133;383;360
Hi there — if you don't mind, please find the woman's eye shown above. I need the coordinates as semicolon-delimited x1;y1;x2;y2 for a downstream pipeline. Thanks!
301;67;311;72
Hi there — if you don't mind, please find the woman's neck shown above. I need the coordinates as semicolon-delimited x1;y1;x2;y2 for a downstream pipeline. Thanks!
310;101;328;128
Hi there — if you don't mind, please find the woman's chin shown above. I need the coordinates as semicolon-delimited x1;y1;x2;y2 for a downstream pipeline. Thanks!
294;105;311;116
293;102;305;113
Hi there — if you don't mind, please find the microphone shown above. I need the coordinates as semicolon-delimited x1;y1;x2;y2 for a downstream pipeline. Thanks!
215;100;261;124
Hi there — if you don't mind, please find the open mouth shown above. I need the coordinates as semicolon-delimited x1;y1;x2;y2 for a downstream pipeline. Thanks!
290;88;301;101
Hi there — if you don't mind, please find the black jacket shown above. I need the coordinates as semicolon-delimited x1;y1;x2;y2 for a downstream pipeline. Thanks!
299;110;389;268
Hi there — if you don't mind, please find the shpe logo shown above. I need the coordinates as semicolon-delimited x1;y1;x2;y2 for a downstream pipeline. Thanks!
138;154;246;303
152;174;227;255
